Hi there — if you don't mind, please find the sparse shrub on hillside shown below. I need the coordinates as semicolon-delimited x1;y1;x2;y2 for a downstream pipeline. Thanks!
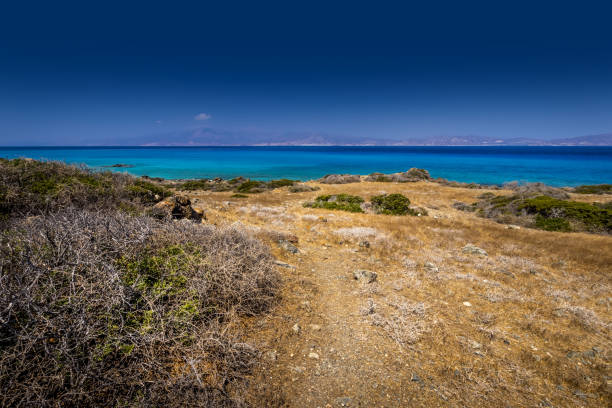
457;191;612;234
573;184;612;194
266;179;296;188
370;193;416;215
180;178;297;194
0;158;170;219
289;183;320;193
304;194;365;212
0;210;280;407
503;181;570;200
518;195;611;232
237;180;265;193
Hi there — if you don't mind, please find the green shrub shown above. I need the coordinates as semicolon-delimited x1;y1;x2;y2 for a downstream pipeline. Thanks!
574;184;612;194
305;194;364;212
0;159;171;219
236;180;264;193
370;193;415;215
267;179;296;188
535;215;571;231
179;179;212;190
518;195;611;232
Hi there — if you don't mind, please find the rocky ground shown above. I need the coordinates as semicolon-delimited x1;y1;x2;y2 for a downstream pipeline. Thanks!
183;180;611;407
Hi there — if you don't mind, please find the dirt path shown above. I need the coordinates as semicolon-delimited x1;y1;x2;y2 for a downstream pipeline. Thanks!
189;183;612;408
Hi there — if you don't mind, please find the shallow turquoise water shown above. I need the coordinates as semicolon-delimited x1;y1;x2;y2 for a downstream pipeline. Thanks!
1;146;610;186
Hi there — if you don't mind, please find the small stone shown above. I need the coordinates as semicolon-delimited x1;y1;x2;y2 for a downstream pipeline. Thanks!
506;224;521;230
463;301;472;307
292;323;301;334
359;240;370;248
309;324;322;331
424;262;439;273
411;373;423;383
274;260;296;269
468;340;482;349
353;269;377;283
279;240;300;254
336;397;352;406
462;244;488;256
308;352;319;359
264;350;278;361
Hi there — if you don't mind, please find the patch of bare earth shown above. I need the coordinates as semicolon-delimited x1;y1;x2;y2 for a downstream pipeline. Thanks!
185;181;612;407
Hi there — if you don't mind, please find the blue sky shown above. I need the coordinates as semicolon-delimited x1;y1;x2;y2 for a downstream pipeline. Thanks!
1;0;612;145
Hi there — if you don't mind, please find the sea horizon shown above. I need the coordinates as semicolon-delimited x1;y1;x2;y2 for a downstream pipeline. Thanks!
2;145;611;187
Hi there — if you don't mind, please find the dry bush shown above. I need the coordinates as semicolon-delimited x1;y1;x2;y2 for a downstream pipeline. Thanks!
0;210;280;407
333;226;382;241
370;296;429;346
0;158;170;221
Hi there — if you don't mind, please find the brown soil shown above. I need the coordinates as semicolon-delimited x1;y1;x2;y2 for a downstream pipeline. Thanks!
184;181;612;407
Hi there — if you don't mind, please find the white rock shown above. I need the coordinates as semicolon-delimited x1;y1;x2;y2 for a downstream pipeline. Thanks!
463;301;472;307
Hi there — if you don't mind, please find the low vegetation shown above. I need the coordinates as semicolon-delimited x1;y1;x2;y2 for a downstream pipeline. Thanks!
0;159;280;407
0;158;171;219
179;177;298;194
371;193;421;215
457;191;612;233
574;184;612;194
304;194;365;212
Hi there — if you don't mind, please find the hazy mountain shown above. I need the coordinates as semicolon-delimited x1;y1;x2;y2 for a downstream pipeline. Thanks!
114;129;612;147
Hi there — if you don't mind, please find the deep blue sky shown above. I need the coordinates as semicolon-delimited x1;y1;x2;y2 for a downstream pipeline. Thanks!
1;0;611;145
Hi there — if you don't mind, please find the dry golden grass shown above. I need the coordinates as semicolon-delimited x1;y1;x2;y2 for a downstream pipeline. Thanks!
185;180;612;407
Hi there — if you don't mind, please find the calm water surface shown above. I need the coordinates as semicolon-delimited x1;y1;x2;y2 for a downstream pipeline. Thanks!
1;146;610;186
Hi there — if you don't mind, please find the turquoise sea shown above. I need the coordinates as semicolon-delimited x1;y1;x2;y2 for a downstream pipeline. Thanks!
1;146;610;186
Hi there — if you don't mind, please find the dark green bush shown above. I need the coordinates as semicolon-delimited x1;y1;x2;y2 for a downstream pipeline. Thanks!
179;179;213;190
518;195;611;232
574;184;612;194
0;159;170;219
267;179;296;188
236;180;264;193
305;194;364;212
370;193;414;215
535;215;572;231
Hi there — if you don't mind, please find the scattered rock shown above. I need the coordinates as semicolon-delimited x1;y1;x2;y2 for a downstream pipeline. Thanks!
308;352;320;359
264;350;278;361
365;168;432;183
463;301;472;307
317;174;361;184
152;195;205;222
336;396;352;406
359;240;370;248
292;323;301;334
353;269;378;283
279;240;300;254
288;183;320;193
274;260;296;269
411;373;423;384
309;324;322;331
424;262;439;273
506;224;521;230
468;339;482;349
102;163;134;168
462;244;488;256
360;299;377;315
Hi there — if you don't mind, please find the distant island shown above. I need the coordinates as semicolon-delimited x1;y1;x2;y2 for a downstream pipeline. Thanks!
136;129;612;147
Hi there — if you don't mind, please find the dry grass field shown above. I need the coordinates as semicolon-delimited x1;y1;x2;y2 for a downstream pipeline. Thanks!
185;180;612;407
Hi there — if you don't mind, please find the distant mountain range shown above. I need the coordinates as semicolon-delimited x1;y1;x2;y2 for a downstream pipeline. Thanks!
128;129;612;147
